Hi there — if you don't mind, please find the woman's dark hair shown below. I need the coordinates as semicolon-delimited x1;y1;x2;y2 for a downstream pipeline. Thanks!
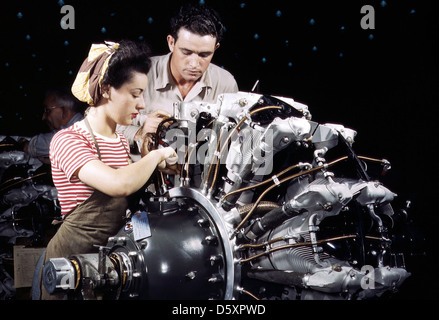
170;3;224;44
102;40;151;89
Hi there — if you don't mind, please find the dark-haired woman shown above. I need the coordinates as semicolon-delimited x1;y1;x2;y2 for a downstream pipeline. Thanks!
38;40;177;299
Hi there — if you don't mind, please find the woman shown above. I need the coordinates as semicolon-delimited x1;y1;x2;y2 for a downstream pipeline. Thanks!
39;40;177;299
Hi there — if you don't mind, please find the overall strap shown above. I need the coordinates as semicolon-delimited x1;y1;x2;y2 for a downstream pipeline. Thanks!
84;117;131;162
84;117;102;160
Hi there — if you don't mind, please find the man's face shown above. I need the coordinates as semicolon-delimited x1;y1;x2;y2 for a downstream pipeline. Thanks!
167;28;219;83
42;94;64;130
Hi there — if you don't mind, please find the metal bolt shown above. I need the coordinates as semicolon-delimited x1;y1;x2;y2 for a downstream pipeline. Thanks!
197;218;210;228
204;235;218;245
208;273;223;283
185;271;197;280
209;255;222;266
332;264;342;272
139;240;148;249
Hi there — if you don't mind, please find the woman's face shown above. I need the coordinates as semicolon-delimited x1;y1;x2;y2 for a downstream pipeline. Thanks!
106;71;147;126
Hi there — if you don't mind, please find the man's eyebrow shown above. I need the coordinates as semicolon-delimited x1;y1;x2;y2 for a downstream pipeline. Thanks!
180;47;214;55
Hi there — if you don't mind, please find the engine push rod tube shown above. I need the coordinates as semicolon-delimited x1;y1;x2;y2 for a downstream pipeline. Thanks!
221;155;387;204
220;161;312;204
238;234;357;264
231;156;350;236
230;154;389;237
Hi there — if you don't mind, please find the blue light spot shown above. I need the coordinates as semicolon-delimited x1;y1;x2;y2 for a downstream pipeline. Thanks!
240;3;246;9
309;18;316;26
199;0;205;4
147;17;153;24
261;57;267;63
380;1;387;7
340;26;345;31
253;33;259;40
288;62;293;67
31;53;36;58
312;45;317;51
368;34;374;40
25;34;31;40
138;35;144;40
410;9;416;14
5;62;9;67
339;52;344;58
64;40;69;46
17;12;23;19
58;0;65;6
276;10;282;18
285;40;289;46
101;27;107;34
68;70;73;75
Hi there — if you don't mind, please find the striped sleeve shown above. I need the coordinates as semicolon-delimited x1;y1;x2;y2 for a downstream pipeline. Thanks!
50;129;99;182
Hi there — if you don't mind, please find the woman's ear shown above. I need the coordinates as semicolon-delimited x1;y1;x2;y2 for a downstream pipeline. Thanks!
101;84;110;99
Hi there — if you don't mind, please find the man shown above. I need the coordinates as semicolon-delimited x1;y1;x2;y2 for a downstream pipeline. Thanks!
120;4;238;148
21;88;84;163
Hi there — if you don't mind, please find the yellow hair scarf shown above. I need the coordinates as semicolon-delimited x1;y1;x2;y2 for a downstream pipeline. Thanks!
71;41;120;105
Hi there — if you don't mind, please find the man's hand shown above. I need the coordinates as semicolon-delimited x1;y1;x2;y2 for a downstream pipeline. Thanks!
135;109;171;141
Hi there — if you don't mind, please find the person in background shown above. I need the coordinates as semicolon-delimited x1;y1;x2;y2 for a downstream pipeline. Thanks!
20;88;84;163
119;3;238;152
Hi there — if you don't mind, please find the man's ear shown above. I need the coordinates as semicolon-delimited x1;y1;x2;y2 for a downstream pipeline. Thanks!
215;42;220;51
167;35;175;52
60;106;73;124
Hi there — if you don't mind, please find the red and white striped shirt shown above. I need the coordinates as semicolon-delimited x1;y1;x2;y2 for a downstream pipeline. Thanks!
50;120;131;217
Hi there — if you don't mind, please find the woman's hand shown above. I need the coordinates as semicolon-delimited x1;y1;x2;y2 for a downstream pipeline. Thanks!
154;147;179;174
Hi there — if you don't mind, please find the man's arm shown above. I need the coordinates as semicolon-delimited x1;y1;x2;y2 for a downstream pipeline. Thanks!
26;131;57;158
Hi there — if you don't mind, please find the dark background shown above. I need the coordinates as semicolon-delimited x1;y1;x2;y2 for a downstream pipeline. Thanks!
0;0;438;300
